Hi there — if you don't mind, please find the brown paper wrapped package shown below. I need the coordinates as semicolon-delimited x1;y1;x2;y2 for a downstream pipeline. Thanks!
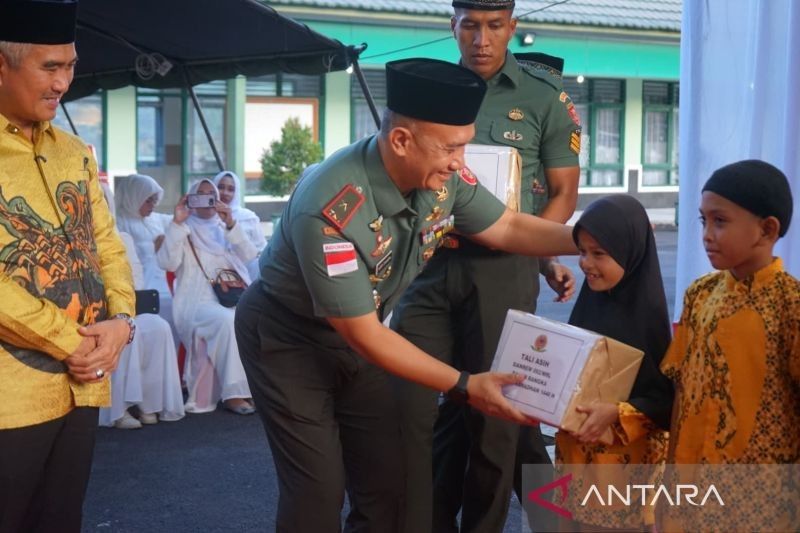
559;338;644;445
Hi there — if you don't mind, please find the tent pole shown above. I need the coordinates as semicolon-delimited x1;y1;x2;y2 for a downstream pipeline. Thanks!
186;82;225;172
351;59;381;129
60;102;79;135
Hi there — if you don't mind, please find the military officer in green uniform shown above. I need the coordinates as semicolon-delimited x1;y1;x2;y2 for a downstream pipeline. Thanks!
234;58;577;533
390;2;582;532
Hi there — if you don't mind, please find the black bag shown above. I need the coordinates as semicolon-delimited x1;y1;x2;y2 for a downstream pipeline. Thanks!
187;236;247;308
211;269;246;308
135;289;160;315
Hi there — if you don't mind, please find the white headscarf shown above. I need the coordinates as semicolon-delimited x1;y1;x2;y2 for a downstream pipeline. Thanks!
186;179;226;256
184;180;249;283
211;170;260;224
115;174;164;220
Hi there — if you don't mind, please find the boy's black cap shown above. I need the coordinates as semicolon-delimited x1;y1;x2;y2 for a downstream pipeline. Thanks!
702;159;793;237
452;0;514;10
0;0;78;45
386;58;487;126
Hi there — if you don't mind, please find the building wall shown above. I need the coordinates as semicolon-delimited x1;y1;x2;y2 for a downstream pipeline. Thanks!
98;11;680;210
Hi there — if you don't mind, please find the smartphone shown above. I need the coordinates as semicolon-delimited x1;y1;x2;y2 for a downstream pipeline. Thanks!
187;194;216;209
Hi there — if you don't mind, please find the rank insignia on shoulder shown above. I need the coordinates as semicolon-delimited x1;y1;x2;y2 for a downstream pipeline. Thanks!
435;186;448;202
503;130;523;142
458;167;478;186
508;108;524;121
322;226;342;237
569;129;582;155
322;184;365;231
368;215;384;232
559;91;568;103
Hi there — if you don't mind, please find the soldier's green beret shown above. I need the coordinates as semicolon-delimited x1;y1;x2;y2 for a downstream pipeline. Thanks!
452;0;514;10
386;58;487;126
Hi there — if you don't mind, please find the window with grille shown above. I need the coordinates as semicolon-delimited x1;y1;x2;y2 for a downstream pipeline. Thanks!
641;81;679;186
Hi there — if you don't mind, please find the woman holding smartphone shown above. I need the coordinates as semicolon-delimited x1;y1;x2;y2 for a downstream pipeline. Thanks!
156;179;258;415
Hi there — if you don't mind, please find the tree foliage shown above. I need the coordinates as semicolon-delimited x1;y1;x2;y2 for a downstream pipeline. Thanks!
260;117;323;196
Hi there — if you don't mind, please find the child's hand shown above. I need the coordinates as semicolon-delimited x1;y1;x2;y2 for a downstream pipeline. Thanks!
573;402;619;443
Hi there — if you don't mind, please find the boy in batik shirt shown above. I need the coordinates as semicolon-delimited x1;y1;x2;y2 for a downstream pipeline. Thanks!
660;159;799;532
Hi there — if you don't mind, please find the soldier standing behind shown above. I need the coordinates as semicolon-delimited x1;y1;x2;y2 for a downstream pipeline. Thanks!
390;1;581;531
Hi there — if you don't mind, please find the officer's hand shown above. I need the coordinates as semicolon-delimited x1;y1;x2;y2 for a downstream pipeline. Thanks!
543;261;576;302
466;372;539;425
174;195;191;224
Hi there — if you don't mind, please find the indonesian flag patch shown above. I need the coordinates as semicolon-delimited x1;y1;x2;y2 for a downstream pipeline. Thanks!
323;242;358;277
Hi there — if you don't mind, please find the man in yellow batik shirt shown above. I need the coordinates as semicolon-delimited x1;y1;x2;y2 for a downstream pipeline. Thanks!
0;2;135;532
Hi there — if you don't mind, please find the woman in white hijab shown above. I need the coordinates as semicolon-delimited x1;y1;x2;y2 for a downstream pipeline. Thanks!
114;174;176;333
212;171;266;281
156;179;258;415
99;182;185;429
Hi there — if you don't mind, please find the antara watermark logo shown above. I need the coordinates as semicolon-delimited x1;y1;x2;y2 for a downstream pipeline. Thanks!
527;473;725;520
580;483;724;507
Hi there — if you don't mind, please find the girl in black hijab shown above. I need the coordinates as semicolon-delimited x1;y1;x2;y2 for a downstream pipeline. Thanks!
555;194;673;531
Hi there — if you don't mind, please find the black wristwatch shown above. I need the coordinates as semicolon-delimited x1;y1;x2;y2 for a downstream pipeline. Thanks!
113;313;136;344
446;371;470;404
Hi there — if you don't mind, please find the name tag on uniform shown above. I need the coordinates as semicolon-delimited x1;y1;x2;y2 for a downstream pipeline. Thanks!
323;242;358;277
420;214;455;245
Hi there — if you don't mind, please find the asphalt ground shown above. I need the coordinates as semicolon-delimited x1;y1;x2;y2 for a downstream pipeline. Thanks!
82;229;678;533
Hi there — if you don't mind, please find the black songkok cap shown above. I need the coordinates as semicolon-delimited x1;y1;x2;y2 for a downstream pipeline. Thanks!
702;159;793;237
386;58;487;126
0;0;78;45
453;0;515;10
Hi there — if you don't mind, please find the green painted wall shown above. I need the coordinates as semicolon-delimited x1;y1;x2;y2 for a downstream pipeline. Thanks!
104;86;137;176
323;70;352;157
304;20;680;79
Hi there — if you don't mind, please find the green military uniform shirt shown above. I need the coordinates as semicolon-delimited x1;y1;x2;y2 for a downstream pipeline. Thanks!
258;136;505;342
472;51;580;215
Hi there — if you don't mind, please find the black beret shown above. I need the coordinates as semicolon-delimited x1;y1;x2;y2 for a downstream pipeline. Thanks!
702;159;793;237
453;0;515;10
0;0;77;45
386;58;487;126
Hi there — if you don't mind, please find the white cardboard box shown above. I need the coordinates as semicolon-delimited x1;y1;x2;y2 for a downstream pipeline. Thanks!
491;310;643;443
464;144;522;211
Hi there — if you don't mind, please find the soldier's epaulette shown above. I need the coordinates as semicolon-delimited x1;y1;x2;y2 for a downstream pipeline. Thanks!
514;52;564;91
322;183;365;231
